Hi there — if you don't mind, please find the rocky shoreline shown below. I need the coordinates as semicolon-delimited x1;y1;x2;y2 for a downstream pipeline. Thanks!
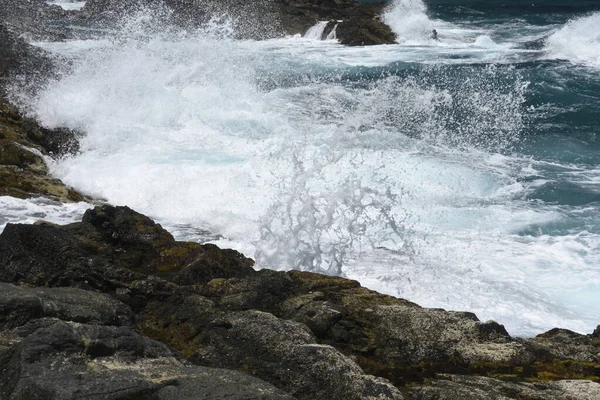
1;204;599;399
0;1;599;399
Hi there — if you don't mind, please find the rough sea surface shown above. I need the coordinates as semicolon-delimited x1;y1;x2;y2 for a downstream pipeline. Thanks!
4;0;600;336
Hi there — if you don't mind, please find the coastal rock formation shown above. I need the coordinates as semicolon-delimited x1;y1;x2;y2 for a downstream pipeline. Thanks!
0;26;85;202
0;204;598;399
0;100;86;202
80;0;396;45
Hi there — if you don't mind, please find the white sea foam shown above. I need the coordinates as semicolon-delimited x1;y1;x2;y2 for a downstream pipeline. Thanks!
304;21;329;40
11;18;600;336
546;12;600;67
0;196;92;232
46;0;86;11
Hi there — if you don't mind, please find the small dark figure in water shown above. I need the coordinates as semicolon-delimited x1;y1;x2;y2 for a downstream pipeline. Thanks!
431;29;439;40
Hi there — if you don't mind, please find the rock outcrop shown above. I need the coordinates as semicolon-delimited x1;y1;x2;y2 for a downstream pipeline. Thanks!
0;99;86;202
80;0;396;45
0;204;598;399
0;26;86;202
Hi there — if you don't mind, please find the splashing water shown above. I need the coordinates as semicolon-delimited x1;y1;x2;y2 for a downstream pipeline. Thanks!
384;0;433;43
545;12;600;67
7;7;600;336
304;21;329;40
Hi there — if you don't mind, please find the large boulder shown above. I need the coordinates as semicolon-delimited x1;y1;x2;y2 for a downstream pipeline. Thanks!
1;321;294;400
336;18;396;46
0;283;134;330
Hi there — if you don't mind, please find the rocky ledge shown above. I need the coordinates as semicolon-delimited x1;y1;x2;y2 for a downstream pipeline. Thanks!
0;204;599;400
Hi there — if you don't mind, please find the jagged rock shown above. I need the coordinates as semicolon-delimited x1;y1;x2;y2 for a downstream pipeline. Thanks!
0;165;86;201
0;321;294;400
138;296;404;400
0;0;80;41
80;205;255;278
0;283;135;330
0;139;46;172
336;18;396;46
0;205;253;297
0;102;84;201
530;328;600;362
0;222;137;289
0;31;83;202
81;0;396;44
408;374;600;400
0;205;599;399
0;24;53;94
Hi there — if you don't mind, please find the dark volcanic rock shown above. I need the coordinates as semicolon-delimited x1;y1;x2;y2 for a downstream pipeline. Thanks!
139;296;404;400
81;0;396;44
81;205;255;279
1;204;599;399
0;0;80;41
409;374;600;400
0;283;134;330
0;109;84;201
0;222;137;290
0;204;254;295
336;18;396;46
0;24;52;92
0;321;293;400
0;28;84;202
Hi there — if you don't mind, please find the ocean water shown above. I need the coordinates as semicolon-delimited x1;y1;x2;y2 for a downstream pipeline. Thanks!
5;0;600;336
46;0;87;11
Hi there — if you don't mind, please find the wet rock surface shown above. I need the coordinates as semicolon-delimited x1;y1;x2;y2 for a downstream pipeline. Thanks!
0;25;86;202
0;204;598;399
0;99;86;202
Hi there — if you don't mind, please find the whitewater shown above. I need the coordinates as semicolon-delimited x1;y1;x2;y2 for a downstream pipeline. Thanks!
3;0;600;336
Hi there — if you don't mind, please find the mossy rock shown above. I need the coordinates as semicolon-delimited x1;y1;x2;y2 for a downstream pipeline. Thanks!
0;139;47;172
0;164;86;202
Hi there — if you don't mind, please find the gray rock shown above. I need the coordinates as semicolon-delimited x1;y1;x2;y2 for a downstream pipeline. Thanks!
140;296;404;400
0;321;294;400
0;283;134;330
531;328;600;363
409;374;600;400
